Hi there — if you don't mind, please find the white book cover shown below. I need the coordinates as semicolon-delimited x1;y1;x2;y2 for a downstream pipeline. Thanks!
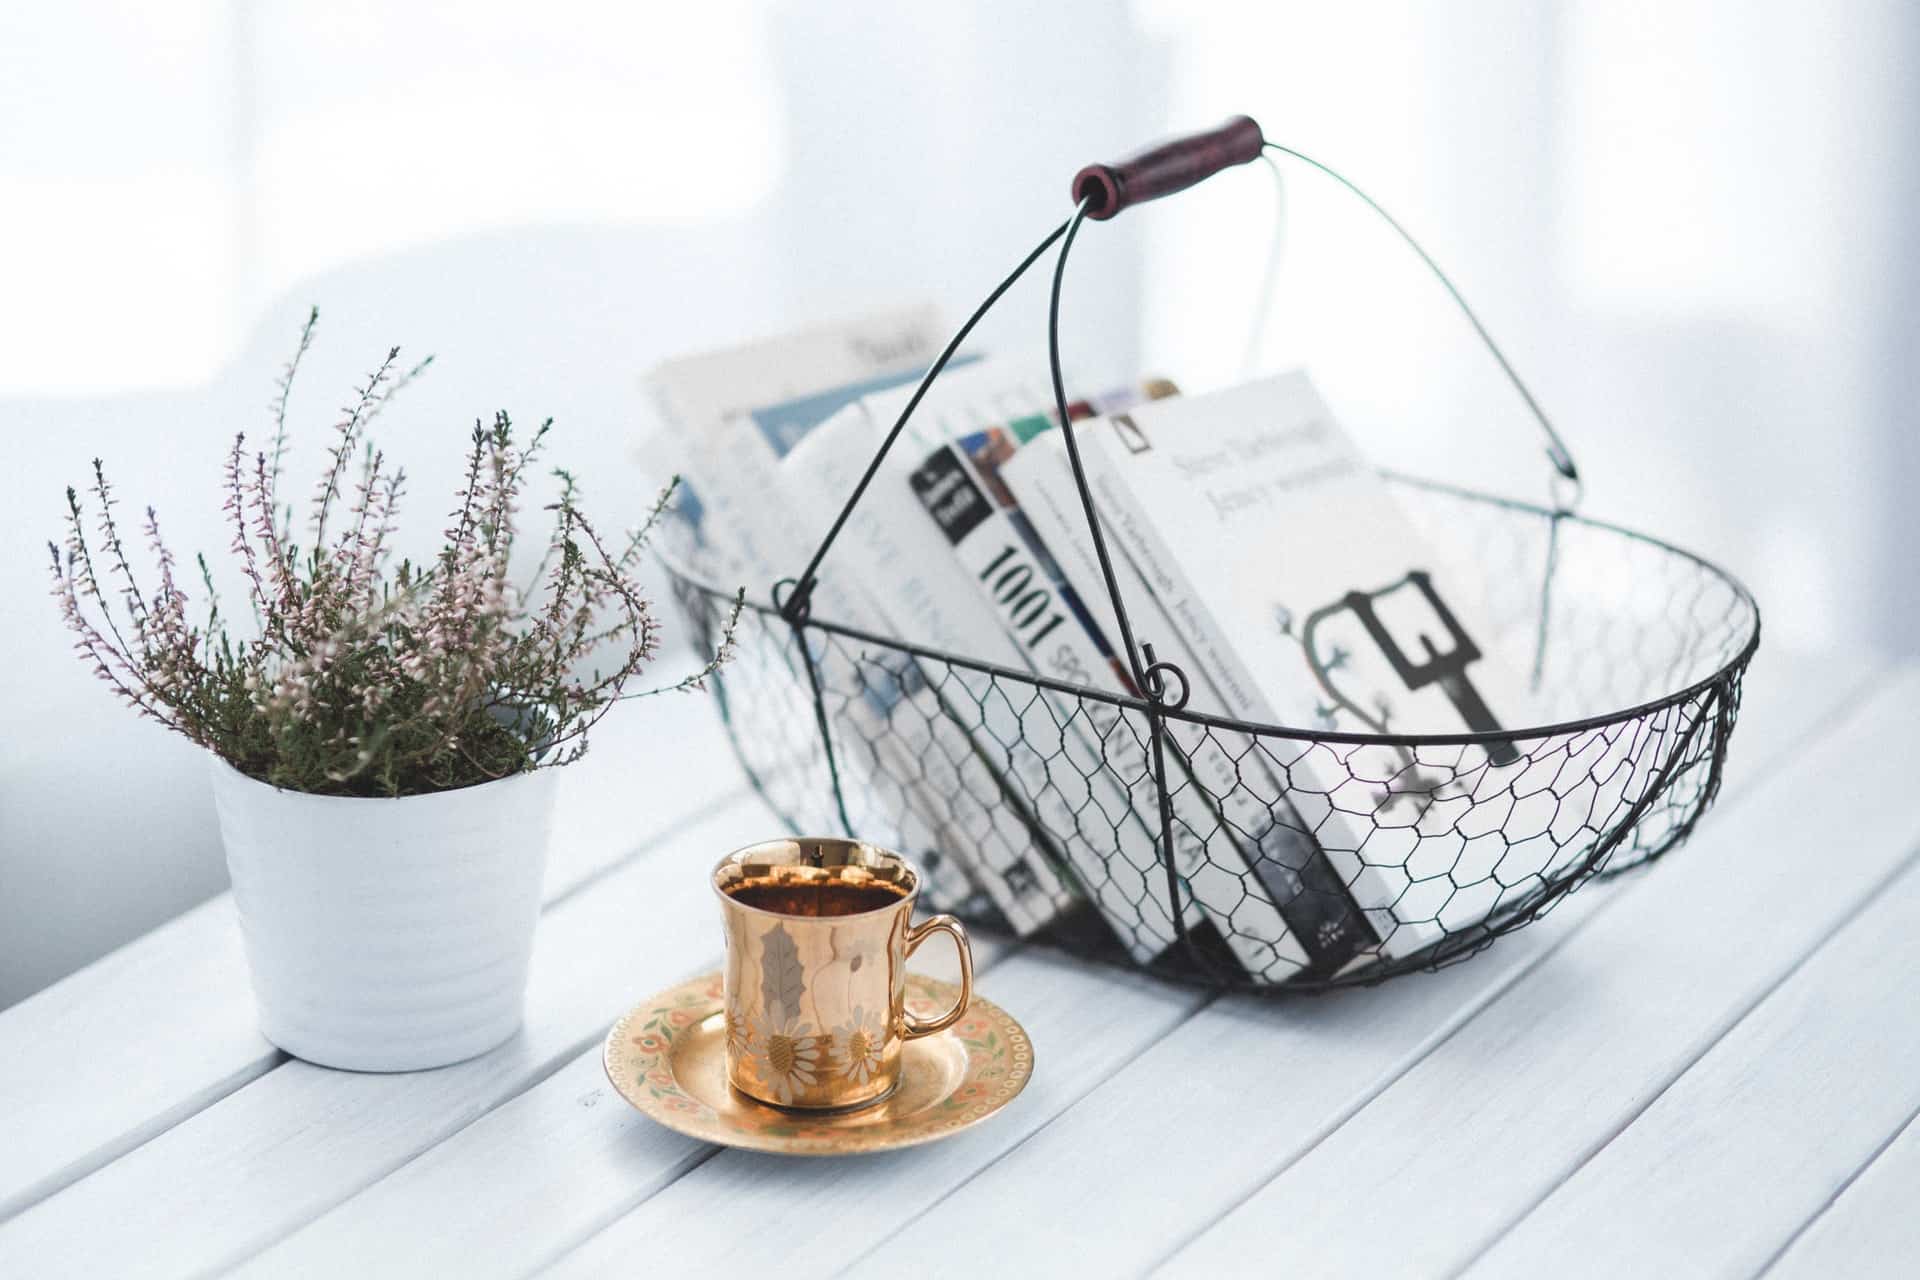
1001;426;1383;978
774;402;1090;941
1064;371;1544;951
917;396;1333;981
720;376;1023;914
781;361;1195;965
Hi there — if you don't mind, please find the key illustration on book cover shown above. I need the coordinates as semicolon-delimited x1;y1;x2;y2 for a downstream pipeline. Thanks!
1300;571;1521;766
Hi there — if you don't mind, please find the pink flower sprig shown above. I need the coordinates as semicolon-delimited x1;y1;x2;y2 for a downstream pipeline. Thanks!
50;308;741;798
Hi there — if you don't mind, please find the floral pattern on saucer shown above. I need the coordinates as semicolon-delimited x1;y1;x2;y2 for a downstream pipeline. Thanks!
603;972;1033;1155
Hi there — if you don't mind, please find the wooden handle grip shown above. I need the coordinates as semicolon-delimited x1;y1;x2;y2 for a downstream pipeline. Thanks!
1071;115;1266;221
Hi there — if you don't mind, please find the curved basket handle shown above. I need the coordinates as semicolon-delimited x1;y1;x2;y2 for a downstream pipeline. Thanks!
1043;132;1586;708
784;116;1579;646
780;119;1267;623
772;116;1586;988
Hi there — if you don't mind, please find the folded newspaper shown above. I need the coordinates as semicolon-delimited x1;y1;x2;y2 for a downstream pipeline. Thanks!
646;307;1550;976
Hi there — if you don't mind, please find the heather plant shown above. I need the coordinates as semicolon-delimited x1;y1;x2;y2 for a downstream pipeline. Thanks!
50;309;742;798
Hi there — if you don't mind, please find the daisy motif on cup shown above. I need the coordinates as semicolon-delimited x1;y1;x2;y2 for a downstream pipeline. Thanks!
724;1007;752;1058
832;1006;887;1086
745;1010;822;1104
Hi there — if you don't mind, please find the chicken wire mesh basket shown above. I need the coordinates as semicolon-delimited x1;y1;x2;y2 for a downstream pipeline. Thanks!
658;117;1761;992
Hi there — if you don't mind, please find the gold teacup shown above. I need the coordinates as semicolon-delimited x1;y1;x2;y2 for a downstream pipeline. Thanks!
713;838;973;1110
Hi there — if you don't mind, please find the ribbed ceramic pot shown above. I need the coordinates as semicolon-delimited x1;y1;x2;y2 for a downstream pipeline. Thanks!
208;756;558;1072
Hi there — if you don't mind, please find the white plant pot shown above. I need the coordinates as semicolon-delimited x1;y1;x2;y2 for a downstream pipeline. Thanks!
208;756;558;1072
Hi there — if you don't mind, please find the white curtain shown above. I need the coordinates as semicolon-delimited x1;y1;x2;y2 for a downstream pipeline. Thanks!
0;1;783;394
1139;0;1913;656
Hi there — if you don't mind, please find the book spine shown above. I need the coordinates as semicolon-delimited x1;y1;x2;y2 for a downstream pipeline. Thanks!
819;584;1079;936
1007;438;1380;978
909;441;1232;968
779;420;1087;938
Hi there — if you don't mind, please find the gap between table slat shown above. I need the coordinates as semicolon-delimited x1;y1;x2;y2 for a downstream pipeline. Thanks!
552;652;1843;1280
1455;838;1920;1278
540;952;1211;1279
2;647;1874;1278
0;776;744;1229
0;793;784;1276
1151;662;1920;1278
0;693;747;1227
234;935;1022;1278
1758;1105;1920;1276
812;649;1881;1279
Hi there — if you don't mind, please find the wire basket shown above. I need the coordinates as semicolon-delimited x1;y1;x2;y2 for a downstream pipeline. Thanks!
660;117;1761;992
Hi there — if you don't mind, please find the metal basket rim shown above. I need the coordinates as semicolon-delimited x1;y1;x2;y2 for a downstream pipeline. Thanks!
660;472;1761;749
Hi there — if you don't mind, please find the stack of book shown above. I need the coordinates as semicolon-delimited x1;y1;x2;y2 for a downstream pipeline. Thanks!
645;305;1615;983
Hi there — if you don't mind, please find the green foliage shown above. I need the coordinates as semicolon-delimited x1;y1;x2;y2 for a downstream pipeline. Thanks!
50;308;742;798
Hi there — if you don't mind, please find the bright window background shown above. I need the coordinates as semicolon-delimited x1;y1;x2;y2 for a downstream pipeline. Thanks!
3;1;1911;1005
0;2;784;393
1137;0;1910;660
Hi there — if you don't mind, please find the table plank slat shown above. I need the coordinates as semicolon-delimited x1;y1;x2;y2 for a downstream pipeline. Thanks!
1764;1113;1920;1277
234;935;1004;1279
4;643;1886;1278
1158;664;1920;1278
0;696;735;1225
839;648;1874;1277
542;951;1207;1279
0;794;779;1278
1466;853;1920;1278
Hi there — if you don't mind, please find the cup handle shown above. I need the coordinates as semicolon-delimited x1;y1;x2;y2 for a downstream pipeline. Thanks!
902;914;973;1039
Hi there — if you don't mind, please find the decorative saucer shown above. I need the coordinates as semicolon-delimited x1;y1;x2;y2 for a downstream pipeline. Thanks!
603;971;1033;1156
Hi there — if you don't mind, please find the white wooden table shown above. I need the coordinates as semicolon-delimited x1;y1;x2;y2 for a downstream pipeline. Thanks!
3;645;1915;1278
